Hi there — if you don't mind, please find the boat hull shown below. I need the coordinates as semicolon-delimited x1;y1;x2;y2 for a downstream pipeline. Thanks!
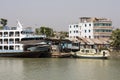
0;51;51;58
71;49;109;59
72;54;108;59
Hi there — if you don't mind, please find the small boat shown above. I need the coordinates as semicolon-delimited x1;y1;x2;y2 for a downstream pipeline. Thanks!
71;49;110;59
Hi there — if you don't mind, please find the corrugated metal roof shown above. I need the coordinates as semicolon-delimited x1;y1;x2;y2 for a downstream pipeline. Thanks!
91;39;103;44
76;37;109;45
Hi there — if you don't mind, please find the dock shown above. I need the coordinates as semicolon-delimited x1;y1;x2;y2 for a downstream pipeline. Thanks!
51;52;72;58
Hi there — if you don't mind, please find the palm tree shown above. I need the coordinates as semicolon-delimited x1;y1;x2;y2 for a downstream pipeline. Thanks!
1;18;7;26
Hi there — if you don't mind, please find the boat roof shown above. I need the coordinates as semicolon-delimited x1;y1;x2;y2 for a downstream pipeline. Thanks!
20;40;47;45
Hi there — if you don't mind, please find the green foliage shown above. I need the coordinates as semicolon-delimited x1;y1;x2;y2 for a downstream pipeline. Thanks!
0;26;3;30
35;28;40;35
59;31;68;39
35;26;54;37
110;29;120;49
0;18;7;26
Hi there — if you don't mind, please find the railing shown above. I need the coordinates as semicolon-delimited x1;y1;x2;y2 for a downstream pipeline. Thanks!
0;50;23;53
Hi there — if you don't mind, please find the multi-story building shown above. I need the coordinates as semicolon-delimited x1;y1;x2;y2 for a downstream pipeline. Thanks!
69;17;113;40
69;24;79;39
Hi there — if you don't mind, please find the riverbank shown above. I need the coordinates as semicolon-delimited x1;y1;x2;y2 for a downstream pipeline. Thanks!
51;52;71;58
109;50;120;59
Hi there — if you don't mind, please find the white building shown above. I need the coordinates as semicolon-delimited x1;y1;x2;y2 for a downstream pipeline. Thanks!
69;24;80;39
69;17;112;40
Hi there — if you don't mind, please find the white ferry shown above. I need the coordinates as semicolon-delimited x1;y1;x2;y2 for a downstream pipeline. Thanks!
0;21;51;57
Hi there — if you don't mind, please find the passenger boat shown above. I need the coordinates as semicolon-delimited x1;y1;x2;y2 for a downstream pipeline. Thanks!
71;48;110;59
0;20;51;58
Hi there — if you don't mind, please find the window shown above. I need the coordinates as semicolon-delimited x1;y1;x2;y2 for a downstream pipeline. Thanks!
70;31;71;33
97;36;99;38
10;46;14;50
89;36;91;38
103;23;105;26
89;24;91;26
89;30;91;32
74;31;75;33
85;30;87;33
69;26;71;28
85;24;87;27
95;29;112;32
94;24;96;26
76;25;78;28
106;23;108;26
109;24;112;26
76;30;78;33
94;23;112;26
76;36;78;38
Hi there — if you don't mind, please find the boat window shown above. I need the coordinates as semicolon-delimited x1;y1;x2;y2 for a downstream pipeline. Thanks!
21;31;23;34
81;50;84;52
0;46;2;50
86;50;89;53
10;46;14;50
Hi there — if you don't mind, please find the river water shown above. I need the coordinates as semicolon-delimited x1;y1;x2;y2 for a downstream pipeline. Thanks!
0;58;120;80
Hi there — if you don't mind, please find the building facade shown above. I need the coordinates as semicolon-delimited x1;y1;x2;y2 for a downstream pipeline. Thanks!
69;17;113;40
69;24;80;39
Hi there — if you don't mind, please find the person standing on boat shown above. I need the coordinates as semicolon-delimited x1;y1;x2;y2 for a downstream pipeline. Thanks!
103;51;105;57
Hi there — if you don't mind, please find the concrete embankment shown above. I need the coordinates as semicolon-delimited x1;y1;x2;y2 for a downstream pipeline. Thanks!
51;52;71;58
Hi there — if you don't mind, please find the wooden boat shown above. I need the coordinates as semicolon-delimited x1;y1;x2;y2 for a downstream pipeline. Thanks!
71;49;110;59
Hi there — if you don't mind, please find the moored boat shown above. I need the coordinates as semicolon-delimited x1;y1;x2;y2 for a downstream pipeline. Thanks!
0;20;51;58
71;48;110;59
0;51;50;58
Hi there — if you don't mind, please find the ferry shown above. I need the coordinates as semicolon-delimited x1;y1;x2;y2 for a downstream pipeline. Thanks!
0;21;51;58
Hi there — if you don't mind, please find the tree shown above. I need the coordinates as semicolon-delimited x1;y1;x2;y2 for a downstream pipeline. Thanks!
40;27;46;35
35;26;54;37
110;29;120;50
59;31;68;39
35;28;40;35
1;18;7;26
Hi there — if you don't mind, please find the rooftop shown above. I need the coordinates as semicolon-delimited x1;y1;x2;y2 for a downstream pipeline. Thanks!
79;17;112;23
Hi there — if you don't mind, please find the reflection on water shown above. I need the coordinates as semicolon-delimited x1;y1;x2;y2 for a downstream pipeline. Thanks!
0;58;120;80
0;58;24;80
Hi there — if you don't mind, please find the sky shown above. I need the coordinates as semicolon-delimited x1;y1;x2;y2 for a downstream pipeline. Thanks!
0;0;120;31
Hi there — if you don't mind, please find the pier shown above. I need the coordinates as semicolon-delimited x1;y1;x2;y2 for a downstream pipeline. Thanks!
51;52;71;58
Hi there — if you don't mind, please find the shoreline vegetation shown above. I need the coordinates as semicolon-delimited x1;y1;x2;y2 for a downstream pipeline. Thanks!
109;50;120;59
